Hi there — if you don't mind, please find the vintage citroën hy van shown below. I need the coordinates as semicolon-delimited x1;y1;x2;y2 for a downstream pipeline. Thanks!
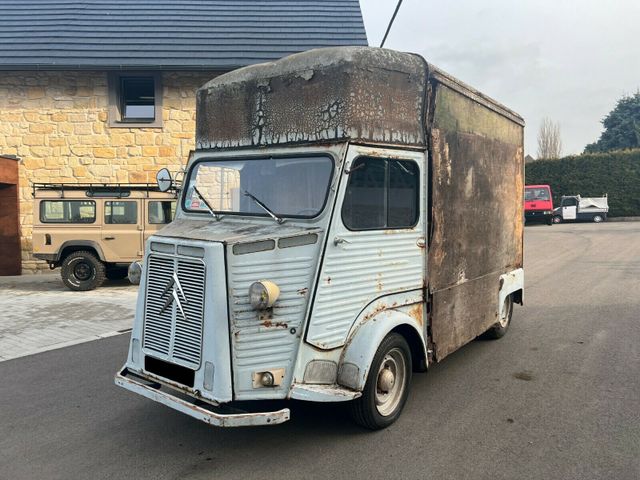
116;47;524;430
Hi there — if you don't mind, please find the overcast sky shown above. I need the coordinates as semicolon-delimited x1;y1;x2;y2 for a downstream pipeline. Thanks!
360;0;640;156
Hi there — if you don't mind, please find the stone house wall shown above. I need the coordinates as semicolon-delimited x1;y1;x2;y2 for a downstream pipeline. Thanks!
0;70;219;273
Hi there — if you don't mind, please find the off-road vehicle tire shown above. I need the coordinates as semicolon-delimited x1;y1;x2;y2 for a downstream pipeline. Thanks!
350;333;412;430
106;266;128;281
61;251;106;291
552;215;563;224
483;294;514;339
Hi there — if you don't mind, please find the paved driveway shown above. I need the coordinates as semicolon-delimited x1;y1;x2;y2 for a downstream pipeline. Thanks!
0;273;137;361
0;222;638;480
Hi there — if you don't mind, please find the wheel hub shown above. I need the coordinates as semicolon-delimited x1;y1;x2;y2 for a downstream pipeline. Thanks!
374;348;406;416
74;262;92;281
377;368;395;393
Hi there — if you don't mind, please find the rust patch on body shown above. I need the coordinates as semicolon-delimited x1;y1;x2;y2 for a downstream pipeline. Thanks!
196;47;427;151
362;302;389;322
297;287;308;296
261;320;288;329
408;303;424;327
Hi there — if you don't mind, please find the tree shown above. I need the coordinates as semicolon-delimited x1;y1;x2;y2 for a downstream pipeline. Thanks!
537;117;562;159
584;92;640;153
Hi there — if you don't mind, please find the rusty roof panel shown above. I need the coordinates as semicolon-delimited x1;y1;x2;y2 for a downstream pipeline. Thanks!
196;47;428;150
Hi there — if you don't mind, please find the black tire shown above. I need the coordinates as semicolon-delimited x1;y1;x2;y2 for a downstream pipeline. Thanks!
106;266;128;280
593;215;604;223
483;295;514;339
350;333;412;430
60;251;106;291
552;215;563;224
546;217;553;226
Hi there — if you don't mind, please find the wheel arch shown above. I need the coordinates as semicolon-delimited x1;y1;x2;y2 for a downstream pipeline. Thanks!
499;268;524;307
337;308;426;392
58;241;106;263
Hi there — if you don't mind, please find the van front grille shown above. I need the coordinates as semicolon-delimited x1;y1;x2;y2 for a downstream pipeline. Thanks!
142;253;206;370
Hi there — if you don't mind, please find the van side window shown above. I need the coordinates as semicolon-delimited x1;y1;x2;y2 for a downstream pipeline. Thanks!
105;201;137;224
40;200;96;223
342;157;419;230
148;201;176;224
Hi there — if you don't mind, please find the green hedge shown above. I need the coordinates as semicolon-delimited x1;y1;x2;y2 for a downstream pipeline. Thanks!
525;149;640;217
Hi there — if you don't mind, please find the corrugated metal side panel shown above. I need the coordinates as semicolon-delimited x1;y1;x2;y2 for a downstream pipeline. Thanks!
307;230;424;349
0;0;368;68
228;251;317;397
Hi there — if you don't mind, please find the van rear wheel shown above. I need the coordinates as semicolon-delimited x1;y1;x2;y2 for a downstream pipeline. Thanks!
349;333;412;430
61;251;106;291
483;295;513;339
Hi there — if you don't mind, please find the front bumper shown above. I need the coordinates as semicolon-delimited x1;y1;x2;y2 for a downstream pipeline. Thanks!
525;211;553;222
115;367;290;427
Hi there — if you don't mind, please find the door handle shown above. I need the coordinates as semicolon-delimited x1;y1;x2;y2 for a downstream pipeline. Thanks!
416;237;426;248
333;236;350;246
104;236;115;240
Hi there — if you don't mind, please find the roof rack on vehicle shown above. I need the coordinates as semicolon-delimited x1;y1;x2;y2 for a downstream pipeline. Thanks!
31;182;180;199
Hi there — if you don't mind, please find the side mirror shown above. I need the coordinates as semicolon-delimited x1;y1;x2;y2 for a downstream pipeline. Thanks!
156;168;173;192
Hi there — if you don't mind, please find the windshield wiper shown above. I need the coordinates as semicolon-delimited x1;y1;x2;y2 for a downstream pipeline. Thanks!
243;190;283;224
192;186;221;221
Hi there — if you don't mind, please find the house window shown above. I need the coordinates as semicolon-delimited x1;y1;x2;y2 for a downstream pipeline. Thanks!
108;72;162;128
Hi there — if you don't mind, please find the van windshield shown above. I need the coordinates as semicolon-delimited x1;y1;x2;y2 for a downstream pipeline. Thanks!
183;155;333;218
525;187;550;201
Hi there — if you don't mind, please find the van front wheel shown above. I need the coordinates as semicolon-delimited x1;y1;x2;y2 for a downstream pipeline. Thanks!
350;333;412;430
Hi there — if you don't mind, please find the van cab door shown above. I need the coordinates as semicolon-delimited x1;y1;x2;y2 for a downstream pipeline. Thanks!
562;197;578;220
100;200;143;262
306;145;426;349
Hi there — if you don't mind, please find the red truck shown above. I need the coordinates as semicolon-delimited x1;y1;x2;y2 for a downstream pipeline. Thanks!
525;184;553;225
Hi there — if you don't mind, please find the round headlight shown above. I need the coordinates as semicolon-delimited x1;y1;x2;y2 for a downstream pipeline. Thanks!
249;280;280;310
128;261;142;285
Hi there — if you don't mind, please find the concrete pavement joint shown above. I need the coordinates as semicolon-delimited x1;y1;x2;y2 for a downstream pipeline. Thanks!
0;328;132;362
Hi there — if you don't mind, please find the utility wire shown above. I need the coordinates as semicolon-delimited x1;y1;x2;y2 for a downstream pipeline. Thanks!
379;0;404;48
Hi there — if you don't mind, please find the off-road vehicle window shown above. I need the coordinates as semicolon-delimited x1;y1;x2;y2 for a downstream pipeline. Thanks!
342;157;419;230
105;201;137;224
40;200;96;223
148;201;176;224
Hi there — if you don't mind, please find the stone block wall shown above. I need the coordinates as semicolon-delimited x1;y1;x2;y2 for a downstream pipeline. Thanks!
0;70;219;272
